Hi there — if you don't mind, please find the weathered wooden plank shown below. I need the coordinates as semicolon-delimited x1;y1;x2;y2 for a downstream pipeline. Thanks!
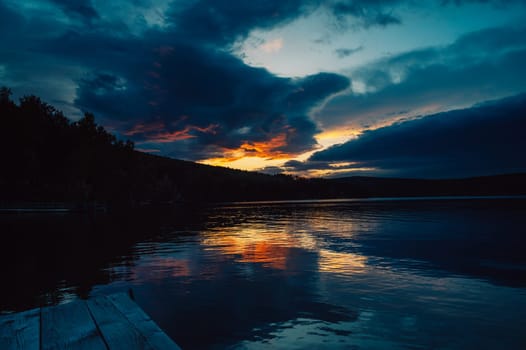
0;308;40;350
107;294;181;350
87;296;155;350
41;300;107;350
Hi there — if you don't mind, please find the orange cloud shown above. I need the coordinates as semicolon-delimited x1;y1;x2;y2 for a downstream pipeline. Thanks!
202;132;296;168
149;127;198;142
192;124;218;134
124;121;165;136
126;121;218;143
240;133;289;158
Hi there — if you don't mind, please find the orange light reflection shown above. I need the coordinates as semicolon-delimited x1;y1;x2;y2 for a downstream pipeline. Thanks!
201;217;368;276
318;249;367;275
202;230;301;270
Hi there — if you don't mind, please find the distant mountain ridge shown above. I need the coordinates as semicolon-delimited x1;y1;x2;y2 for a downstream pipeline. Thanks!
1;87;525;206
327;173;526;198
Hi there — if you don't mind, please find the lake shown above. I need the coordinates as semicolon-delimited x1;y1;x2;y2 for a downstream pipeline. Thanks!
1;197;526;349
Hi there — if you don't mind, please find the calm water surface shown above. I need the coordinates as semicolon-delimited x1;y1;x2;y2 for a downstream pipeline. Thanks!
1;198;526;349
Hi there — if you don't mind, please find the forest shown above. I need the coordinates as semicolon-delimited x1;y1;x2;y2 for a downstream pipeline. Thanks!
1;87;525;207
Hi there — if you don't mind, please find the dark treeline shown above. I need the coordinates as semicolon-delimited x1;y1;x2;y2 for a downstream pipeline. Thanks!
1;87;525;206
0;87;326;204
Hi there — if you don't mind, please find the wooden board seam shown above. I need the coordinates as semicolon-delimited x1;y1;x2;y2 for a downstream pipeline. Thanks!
84;300;110;350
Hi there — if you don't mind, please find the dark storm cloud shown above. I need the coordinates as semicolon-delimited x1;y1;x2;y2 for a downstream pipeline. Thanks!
0;0;357;160
49;0;99;21
2;0;524;163
169;0;522;44
324;0;525;31
448;25;526;55
316;25;526;130
440;0;525;5
280;159;377;177
171;0;318;46
170;0;416;46
0;2;23;34
284;160;335;172
72;38;349;159
330;0;402;28
286;73;350;112
309;94;526;178
75;72;150;124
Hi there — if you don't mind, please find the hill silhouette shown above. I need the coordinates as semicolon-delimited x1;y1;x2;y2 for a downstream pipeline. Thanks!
1;87;525;207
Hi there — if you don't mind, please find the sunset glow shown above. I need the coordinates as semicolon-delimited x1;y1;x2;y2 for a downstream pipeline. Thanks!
3;0;525;178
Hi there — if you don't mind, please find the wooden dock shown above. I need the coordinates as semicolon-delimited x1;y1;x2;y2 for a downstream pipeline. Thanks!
0;293;181;350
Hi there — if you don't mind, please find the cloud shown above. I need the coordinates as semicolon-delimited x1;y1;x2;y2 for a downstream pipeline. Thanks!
321;0;526;32
170;0;423;47
71;38;349;160
309;93;526;178
315;25;526;130
334;46;363;58
169;0;522;45
48;0;99;22
0;2;24;36
0;0;354;161
75;72;150;124
325;0;524;29
440;0;525;5
280;159;378;178
170;0;318;46
329;1;402;28
260;38;284;53
2;0;525;166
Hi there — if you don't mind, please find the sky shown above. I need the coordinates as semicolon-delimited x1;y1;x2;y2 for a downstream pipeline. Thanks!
1;0;526;178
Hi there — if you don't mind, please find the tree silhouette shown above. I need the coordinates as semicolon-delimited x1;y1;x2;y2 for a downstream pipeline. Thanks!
1;86;524;206
0;87;13;104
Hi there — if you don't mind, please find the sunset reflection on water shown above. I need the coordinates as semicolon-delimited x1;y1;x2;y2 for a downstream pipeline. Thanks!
200;216;367;276
202;229;313;271
3;198;526;349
